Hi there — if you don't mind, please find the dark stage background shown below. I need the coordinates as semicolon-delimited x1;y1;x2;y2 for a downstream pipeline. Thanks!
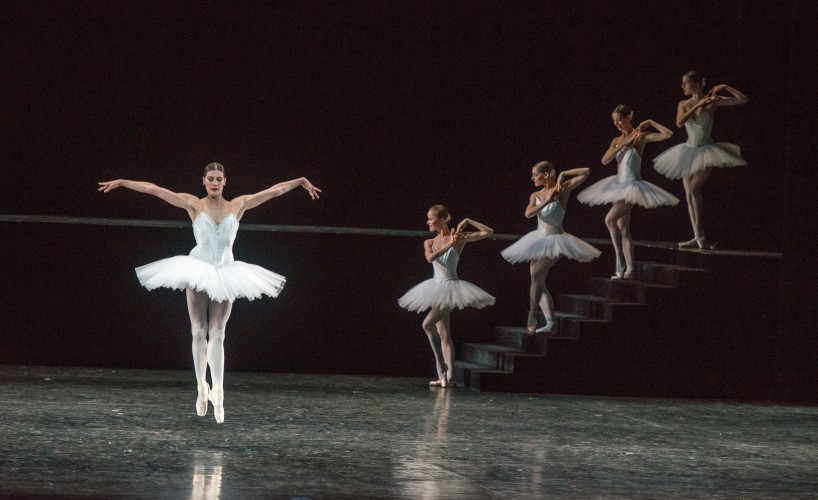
2;1;816;399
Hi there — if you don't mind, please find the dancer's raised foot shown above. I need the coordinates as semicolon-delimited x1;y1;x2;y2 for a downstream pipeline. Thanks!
208;386;224;424
195;383;210;417
526;310;538;335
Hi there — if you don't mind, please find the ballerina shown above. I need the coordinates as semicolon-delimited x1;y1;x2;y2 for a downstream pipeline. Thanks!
653;70;748;249
99;162;321;423
398;205;495;388
578;104;679;279
501;161;601;334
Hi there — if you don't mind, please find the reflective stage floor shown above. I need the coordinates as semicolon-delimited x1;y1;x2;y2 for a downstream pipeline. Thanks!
1;366;817;499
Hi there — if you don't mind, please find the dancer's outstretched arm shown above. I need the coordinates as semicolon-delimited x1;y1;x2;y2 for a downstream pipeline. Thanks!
98;179;199;211
234;177;321;213
708;84;749;107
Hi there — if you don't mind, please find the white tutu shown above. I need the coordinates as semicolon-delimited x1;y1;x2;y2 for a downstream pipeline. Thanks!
136;256;286;303
653;142;746;179
398;279;495;312
501;231;602;264
577;177;679;208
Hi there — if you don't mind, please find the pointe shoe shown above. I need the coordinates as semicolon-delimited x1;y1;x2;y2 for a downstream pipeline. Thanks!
526;313;538;335
698;239;718;250
678;238;699;249
535;324;554;334
208;387;224;424
441;377;456;388
430;362;448;386
621;271;634;280
196;383;210;417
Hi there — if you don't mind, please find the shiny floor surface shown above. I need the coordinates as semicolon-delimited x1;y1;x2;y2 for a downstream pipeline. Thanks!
1;366;817;499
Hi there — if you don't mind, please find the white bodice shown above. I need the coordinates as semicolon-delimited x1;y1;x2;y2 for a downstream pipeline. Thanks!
616;147;644;182
188;213;238;267
684;111;715;147
431;246;459;283
535;197;565;235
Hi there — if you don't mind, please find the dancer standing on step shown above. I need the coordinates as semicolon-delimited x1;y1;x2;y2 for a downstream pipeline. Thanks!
99;163;321;423
653;71;748;249
578;104;678;279
501;161;601;335
398;205;495;388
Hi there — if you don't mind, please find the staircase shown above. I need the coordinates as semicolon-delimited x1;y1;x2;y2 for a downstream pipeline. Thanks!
454;248;717;397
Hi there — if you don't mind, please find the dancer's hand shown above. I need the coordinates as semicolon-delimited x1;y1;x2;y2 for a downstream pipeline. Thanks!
708;84;727;96
626;128;642;145
300;178;322;200
696;95;717;108
455;218;470;235
98;180;123;192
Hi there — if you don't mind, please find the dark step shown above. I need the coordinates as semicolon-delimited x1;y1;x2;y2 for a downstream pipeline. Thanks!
452;359;507;390
587;277;675;303
459;342;529;371
634;262;707;286
558;293;641;320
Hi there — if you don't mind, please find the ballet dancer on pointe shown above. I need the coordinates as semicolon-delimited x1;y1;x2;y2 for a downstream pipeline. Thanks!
577;104;679;279
501;161;601;335
99;162;320;423
398;205;495;388
652;70;748;249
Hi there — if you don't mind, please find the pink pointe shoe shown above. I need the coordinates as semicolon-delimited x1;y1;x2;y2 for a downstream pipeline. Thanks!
196;383;210;417
208;387;224;424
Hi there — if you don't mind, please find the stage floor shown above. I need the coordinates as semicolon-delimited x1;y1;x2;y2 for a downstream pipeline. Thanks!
1;366;816;499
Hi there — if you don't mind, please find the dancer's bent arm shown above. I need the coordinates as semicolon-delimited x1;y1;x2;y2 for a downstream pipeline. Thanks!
454;218;494;243
556;168;591;194
708;84;748;107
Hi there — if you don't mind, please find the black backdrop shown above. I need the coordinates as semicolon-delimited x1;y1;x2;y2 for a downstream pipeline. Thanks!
2;1;815;398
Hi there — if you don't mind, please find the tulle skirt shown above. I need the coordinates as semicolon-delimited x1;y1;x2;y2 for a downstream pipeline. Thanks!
653;142;746;179
135;256;286;303
501;231;601;264
398;279;495;313
577;177;679;208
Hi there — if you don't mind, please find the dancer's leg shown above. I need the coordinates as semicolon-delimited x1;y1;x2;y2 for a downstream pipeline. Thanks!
530;257;558;332
186;289;210;415
206;299;232;423
423;307;451;383
681;168;713;246
605;201;632;276
616;205;634;276
435;312;454;383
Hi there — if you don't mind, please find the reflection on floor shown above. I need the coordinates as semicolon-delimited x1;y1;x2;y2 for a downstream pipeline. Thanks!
1;366;816;498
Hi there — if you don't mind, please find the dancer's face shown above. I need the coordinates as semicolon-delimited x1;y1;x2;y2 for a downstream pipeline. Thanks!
203;171;226;197
531;167;551;187
681;75;700;96
427;211;446;232
612;112;632;132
